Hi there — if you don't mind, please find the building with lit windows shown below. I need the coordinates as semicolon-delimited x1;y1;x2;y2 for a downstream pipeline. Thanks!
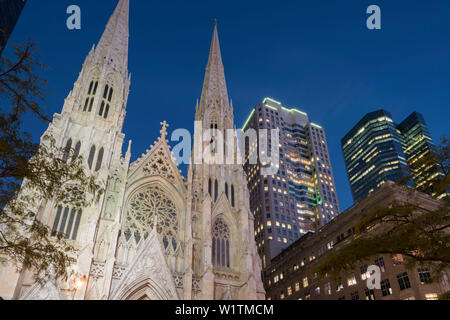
243;98;341;272
265;182;450;301
397;112;445;199
342;110;443;203
0;0;27;55
342;110;411;203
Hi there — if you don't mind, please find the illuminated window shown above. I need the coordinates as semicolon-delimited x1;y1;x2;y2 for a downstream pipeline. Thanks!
380;279;392;296
302;277;309;288
425;293;438;300
347;276;357;286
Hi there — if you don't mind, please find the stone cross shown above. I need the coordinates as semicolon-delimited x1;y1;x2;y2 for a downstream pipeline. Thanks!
160;121;169;140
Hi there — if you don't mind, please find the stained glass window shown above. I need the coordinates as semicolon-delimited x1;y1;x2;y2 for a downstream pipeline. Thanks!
125;185;178;250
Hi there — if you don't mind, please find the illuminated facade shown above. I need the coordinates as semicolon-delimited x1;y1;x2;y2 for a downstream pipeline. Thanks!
342;110;442;203
243;98;340;271
0;0;265;300
266;182;450;301
397;112;444;199
342;110;411;203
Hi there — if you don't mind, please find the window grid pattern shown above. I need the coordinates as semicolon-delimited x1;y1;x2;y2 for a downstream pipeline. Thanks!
52;205;82;241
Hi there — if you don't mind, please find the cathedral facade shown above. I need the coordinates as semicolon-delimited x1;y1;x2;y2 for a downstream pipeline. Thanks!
0;0;265;300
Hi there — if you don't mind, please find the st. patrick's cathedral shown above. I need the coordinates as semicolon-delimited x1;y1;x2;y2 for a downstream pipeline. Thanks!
0;0;265;300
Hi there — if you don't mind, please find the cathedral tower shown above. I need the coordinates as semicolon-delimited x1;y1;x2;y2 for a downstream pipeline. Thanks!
187;22;265;300
0;0;131;300
0;1;264;301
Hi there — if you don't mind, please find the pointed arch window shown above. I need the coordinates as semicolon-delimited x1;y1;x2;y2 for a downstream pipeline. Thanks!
88;146;96;170
99;85;113;119
52;205;82;240
225;183;229;199
208;178;212;198
83;81;98;112
212;218;231;268
231;184;235;207
62;139;73;163
95;147;104;172
72;141;81;162
214;179;219;202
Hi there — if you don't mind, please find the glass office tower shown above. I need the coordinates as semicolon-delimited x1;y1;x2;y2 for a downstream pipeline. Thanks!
243;98;340;269
398;112;445;198
0;0;27;55
341;110;411;203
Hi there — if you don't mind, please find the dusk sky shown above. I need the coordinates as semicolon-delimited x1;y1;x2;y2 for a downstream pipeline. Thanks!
5;0;450;211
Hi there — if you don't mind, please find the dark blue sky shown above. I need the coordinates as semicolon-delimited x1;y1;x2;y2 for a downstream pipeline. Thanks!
6;0;450;210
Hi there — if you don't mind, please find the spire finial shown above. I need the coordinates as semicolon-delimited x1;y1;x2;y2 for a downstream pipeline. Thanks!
160;121;169;140
214;19;218;27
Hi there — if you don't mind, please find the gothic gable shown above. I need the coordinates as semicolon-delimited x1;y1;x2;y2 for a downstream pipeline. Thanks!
212;192;234;220
110;227;179;300
127;122;185;191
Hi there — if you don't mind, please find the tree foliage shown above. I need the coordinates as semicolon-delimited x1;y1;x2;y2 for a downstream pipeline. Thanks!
314;137;450;282
0;41;103;283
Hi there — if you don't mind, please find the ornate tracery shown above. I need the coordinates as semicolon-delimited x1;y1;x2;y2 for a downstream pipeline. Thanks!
125;185;178;249
212;218;231;268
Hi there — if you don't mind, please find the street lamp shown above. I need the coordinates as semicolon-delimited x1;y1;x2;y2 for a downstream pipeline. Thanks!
72;275;86;300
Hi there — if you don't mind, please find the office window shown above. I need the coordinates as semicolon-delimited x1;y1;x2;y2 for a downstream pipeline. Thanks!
351;292;360;300
397;272;411;291
287;286;292;296
418;268;432;284
425;293;438;300
375;257;386;272
323;282;332;295
347;275;357;286
360;265;369;280
380;279;393;296
302;277;309;288
365;288;375;300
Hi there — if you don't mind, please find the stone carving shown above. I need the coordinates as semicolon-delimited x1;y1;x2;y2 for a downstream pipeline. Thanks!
143;146;177;183
91;262;106;279
125;185;178;249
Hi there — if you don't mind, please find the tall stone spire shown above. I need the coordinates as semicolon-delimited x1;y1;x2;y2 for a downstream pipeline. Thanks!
198;21;230;116
95;0;130;75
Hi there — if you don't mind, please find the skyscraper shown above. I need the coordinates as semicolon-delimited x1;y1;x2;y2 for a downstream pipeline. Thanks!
397;112;445;198
342;110;411;203
243;98;340;270
0;0;27;55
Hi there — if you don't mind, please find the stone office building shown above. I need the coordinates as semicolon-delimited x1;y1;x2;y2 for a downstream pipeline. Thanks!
265;181;450;300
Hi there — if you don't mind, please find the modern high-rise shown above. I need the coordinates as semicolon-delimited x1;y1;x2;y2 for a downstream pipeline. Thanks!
0;0;27;55
342;110;410;203
342;110;441;203
243;98;341;270
397;112;444;198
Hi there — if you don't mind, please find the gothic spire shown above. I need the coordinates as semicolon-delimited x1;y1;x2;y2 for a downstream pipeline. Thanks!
199;21;230;114
95;0;130;75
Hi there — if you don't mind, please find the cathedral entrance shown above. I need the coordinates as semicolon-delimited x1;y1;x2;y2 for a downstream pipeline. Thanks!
116;278;172;300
